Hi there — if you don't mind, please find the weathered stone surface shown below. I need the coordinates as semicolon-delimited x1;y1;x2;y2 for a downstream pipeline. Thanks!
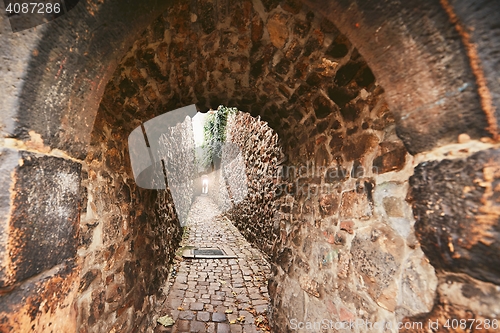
298;275;320;297
251;15;264;43
79;269;101;293
328;86;358;107
373;182;415;239
398;249;437;317
217;112;281;255
339;181;373;218
339;221;353;234
342;133;379;161
404;272;500;333
383;196;404;217
0;149;20;286
5;0;175;159
314;95;337;119
450;0;500;140
198;0;216;34
158;117;196;225
3;0;500;331
267;13;289;49
71;35;187;330
326;35;350;59
324;166;348;183
302;0;495;154
0;262;78;332
319;193;339;216
6;152;81;285
335;61;362;87
410;148;500;285
373;141;407;174
351;226;404;304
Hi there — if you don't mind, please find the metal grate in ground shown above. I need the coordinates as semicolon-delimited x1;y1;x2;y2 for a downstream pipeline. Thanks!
182;248;238;259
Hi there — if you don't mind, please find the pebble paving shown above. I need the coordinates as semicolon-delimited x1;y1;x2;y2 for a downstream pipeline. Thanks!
155;196;271;333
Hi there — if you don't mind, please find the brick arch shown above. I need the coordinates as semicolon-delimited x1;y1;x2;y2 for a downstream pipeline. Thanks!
1;0;500;332
304;0;500;153
6;0;498;158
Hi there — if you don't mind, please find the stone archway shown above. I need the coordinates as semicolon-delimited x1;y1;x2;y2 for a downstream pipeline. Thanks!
1;0;500;332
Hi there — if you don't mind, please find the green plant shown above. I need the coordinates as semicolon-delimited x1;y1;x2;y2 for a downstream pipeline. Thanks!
201;105;237;168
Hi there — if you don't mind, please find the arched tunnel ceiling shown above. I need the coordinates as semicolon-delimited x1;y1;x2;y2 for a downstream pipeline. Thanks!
2;0;499;159
94;0;390;168
1;1;500;332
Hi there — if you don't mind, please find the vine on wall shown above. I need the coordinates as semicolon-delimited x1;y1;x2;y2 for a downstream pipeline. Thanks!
202;105;237;169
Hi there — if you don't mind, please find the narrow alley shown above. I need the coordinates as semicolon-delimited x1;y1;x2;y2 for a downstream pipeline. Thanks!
156;196;271;333
2;0;500;332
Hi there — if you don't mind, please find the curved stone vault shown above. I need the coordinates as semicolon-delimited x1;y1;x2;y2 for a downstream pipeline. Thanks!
1;0;500;332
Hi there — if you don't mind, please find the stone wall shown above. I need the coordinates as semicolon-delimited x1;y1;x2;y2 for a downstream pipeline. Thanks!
404;148;500;330
220;112;282;255
73;55;188;332
0;149;82;332
158;117;196;226
223;106;500;333
1;0;500;331
219;102;440;331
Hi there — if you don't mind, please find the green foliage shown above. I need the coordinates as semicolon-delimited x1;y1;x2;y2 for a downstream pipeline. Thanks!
201;105;237;168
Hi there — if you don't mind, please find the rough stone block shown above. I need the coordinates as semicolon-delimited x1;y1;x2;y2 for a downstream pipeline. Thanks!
339;221;353;234
399;249;437;316
382;196;404;217
298;275;320;297
324;166;348;183
0;149;21;286
318;193;339;216
267;13;289;49
410;148;500;285
350;226;404;302
1;150;81;286
404;272;500;331
339;181;373;218
373;141;407;174
373;182;414;238
0;262;78;332
313;95;336;119
342;134;379;161
79;269;101;293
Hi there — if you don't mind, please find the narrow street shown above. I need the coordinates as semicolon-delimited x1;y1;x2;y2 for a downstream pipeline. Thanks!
156;196;271;333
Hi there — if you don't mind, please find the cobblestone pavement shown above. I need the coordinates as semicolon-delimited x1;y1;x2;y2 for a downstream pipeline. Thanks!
155;196;271;333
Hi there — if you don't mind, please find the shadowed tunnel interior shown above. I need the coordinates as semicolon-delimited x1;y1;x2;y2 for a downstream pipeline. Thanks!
1;0;500;332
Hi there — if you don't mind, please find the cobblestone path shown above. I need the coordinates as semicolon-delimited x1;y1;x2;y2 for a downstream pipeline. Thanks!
155;196;271;333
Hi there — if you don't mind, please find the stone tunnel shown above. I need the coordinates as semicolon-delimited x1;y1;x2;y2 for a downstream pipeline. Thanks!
1;0;500;331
